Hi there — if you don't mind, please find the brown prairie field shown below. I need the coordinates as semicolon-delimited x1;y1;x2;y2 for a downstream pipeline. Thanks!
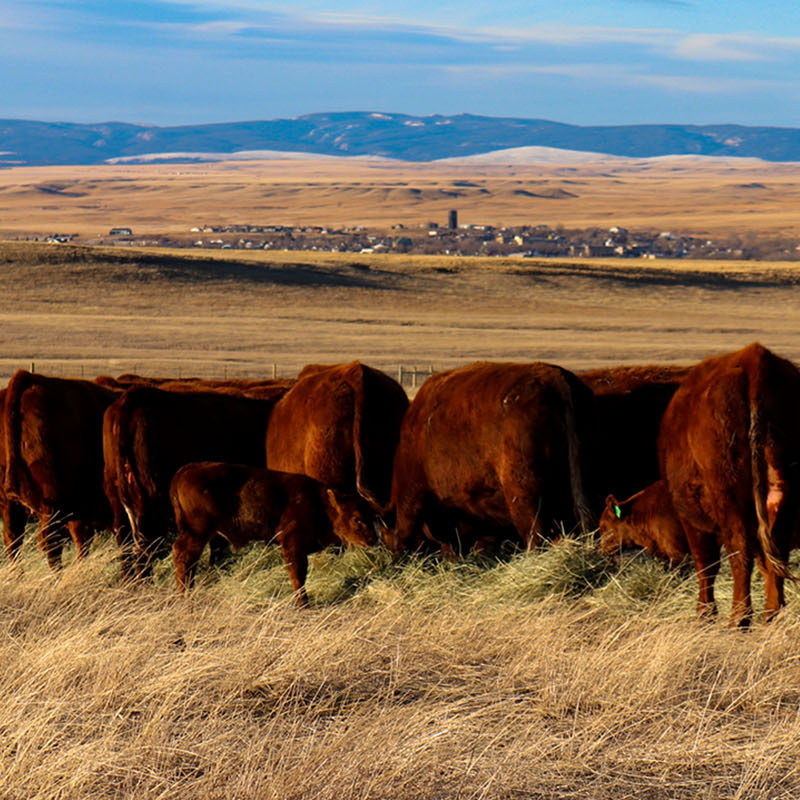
1;155;800;237
2;159;800;799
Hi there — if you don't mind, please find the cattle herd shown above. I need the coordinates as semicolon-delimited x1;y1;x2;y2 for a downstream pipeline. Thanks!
1;343;799;627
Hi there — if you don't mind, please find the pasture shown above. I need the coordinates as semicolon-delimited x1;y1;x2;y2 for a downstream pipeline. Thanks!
3;241;800;797
2;155;800;239
4;536;800;799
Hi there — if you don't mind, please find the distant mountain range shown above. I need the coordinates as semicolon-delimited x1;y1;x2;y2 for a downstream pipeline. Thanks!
3;112;800;166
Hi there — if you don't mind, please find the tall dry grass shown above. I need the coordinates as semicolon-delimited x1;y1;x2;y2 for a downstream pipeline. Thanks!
3;534;800;799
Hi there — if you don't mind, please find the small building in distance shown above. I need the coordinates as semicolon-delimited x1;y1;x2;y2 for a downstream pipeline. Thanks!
109;227;133;236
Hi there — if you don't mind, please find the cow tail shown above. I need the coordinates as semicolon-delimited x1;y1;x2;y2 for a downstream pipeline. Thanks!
350;364;381;509
558;374;595;534
749;362;793;580
113;390;153;535
4;369;34;501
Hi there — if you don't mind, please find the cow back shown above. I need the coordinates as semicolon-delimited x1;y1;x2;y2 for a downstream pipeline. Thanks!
389;361;596;547
266;362;408;509
4;370;119;523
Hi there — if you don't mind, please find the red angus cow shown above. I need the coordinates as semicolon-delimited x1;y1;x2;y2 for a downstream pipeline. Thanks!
579;365;690;503
170;461;376;606
266;362;409;511
104;383;290;578
383;361;595;557
657;343;800;626
0;387;28;560
4;370;119;567
597;480;689;566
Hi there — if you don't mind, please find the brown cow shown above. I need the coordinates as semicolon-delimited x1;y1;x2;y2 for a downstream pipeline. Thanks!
383;361;595;557
657;343;800;626
597;480;689;566
104;383;290;578
4;370;119;567
0;387;28;561
579;365;691;502
266;362;409;510
170;461;376;605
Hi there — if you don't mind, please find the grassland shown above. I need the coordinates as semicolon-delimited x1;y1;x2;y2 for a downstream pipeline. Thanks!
1;155;800;238
4;535;800;799
2;241;800;384
2;197;800;798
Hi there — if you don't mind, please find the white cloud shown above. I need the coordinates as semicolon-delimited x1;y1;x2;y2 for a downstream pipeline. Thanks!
444;62;787;95
672;32;800;62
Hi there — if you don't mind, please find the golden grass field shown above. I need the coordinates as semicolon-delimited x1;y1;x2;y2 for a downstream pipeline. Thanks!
2;158;800;798
1;155;800;237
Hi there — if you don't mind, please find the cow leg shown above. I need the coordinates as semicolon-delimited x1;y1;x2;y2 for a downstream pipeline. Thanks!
759;493;798;623
67;520;93;560
503;487;546;549
2;501;27;562
132;511;167;581
208;535;232;568
684;524;720;620
37;515;66;570
757;554;785;623
388;492;425;558
172;533;208;592
115;522;136;583
727;546;755;629
278;520;309;608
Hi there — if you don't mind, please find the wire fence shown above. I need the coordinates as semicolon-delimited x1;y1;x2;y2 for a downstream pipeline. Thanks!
0;360;440;391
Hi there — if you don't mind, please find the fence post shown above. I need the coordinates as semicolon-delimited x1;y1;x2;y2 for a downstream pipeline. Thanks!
412;365;417;389
272;363;277;379
30;361;35;373
398;365;403;385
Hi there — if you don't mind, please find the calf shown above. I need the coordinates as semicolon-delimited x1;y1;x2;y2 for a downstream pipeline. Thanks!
170;462;376;606
597;480;689;567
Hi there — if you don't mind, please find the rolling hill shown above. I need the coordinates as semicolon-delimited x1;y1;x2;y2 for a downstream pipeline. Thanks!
2;112;800;166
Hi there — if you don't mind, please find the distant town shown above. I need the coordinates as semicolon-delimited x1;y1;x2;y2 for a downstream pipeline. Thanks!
31;211;800;261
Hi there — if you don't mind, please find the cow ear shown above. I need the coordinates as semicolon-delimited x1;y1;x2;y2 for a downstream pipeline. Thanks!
605;494;625;520
326;488;341;513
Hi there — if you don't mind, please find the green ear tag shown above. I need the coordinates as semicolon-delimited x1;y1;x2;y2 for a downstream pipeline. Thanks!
613;504;622;519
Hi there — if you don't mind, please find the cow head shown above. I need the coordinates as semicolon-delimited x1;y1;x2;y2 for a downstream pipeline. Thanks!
374;506;419;559
597;493;635;555
597;483;689;566
326;489;377;548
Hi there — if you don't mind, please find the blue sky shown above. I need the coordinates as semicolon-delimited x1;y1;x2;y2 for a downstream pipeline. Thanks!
2;0;800;126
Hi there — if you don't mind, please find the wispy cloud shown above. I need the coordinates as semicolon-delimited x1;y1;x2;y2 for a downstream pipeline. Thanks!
672;32;800;62
444;62;788;95
4;0;799;126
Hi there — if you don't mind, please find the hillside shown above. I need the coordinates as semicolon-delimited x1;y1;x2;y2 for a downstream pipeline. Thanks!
3;112;800;166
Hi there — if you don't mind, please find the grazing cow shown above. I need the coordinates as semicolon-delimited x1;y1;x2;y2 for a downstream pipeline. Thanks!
0;388;28;561
597;480;689;566
657;343;800;626
4;370;119;567
383;361;595;557
266;362;409;511
170;461;376;605
104;383;290;578
579;365;690;503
